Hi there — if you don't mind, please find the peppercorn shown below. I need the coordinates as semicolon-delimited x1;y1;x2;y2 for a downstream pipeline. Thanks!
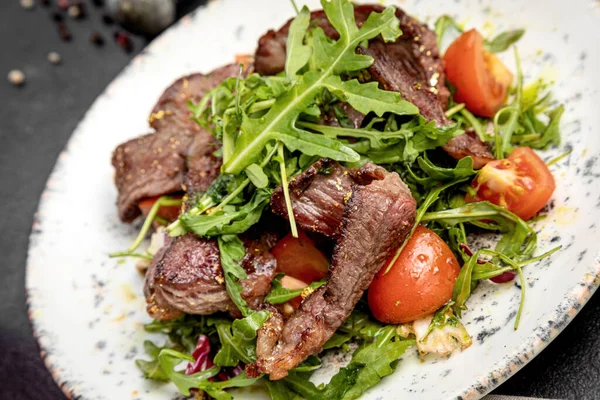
8;70;25;87
89;32;105;47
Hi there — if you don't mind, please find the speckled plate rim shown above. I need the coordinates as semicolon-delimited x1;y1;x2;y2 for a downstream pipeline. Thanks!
25;1;600;400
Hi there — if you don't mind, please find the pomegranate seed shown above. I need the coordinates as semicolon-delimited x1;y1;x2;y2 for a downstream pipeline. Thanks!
113;31;133;53
491;271;517;284
57;0;70;10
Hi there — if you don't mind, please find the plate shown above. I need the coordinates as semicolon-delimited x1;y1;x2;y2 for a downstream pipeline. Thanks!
26;0;600;399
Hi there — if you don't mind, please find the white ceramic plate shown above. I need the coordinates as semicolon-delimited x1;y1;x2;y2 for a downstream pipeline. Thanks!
26;0;600;399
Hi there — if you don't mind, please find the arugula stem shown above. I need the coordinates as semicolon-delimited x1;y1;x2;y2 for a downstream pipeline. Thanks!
278;142;299;238
546;149;572;167
459;109;487;142
166;196;214;236
383;178;469;274
248;99;276;114
514;263;526;330
109;252;153;260
290;0;299;14
445;103;465;118
110;196;182;257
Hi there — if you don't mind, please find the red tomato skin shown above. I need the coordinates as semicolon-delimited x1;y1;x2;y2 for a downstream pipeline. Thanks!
467;147;556;221
368;226;460;324
138;195;182;221
271;230;329;283
444;29;513;118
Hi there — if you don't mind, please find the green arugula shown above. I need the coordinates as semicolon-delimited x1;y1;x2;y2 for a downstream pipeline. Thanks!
135;340;170;381
265;274;327;304
158;349;261;399
211;311;271;366
217;235;251;316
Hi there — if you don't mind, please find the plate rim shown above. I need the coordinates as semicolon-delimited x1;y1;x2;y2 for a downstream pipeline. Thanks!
25;0;600;399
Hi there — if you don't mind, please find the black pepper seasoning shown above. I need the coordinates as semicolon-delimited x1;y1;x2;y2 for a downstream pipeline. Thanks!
90;32;105;47
91;0;105;7
102;14;114;25
57;22;72;41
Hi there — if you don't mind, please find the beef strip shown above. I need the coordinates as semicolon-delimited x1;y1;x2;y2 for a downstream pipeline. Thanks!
144;232;278;320
112;64;238;222
442;129;495;169
183;131;223;194
149;65;240;134
270;158;353;239
256;160;416;379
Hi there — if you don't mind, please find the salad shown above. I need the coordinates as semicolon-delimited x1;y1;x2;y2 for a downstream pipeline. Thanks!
110;0;564;398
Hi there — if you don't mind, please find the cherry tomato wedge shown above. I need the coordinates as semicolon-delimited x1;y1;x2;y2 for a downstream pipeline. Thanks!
138;195;182;221
368;226;460;324
271;230;329;283
444;29;513;117
466;147;555;221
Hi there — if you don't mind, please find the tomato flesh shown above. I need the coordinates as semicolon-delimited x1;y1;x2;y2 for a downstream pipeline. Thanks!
444;29;513;117
467;147;555;221
368;226;461;324
271;230;329;283
138;195;182;221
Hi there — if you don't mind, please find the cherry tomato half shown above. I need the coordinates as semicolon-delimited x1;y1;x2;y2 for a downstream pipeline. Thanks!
138;195;182;221
271;230;329;283
466;146;556;221
368;226;461;324
444;29;513;117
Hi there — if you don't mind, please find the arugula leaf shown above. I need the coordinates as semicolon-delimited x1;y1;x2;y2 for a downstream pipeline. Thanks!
484;29;525;53
217;235;250;316
181;189;271;237
340;338;415;400
198;372;262;400
422;201;537;260
323;78;418;116
407;154;476;188
222;1;412;174
266;380;294;400
286;6;312;79
158;349;261;399
299;117;461;164
245;164;269;188
158;349;220;396
143;315;214;353
135;340;170;381
211;310;270;366
265;275;326;304
434;15;463;48
451;251;481;316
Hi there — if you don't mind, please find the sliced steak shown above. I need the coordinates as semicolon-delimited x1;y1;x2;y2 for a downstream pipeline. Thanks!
149;64;240;134
112;131;191;222
270;159;354;239
144;232;278;320
183;130;223;194
112;65;238;222
442;129;495;169
358;40;448;126
257;161;416;379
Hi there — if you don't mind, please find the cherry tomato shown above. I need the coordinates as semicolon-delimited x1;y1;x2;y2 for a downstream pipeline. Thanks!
138;195;182;221
466;147;555;221
271;230;329;283
444;29;513;117
368;226;460;324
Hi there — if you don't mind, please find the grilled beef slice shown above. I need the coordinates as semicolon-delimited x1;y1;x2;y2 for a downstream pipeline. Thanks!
270;159;354;239
254;4;493;168
144;232;277;320
256;160;416;379
112;64;238;222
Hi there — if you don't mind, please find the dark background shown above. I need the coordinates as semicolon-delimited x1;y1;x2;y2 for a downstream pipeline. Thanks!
0;1;598;399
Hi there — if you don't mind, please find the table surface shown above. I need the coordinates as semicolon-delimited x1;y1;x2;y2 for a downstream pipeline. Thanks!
0;1;599;399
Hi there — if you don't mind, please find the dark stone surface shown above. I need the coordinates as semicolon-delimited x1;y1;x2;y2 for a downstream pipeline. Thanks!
0;1;597;399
